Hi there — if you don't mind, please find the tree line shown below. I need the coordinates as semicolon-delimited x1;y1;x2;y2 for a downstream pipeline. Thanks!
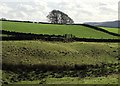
1;10;74;24
47;10;74;24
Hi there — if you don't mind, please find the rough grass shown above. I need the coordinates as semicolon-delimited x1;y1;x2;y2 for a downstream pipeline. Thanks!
2;41;119;84
2;41;119;65
45;74;118;84
3;72;118;84
2;21;118;39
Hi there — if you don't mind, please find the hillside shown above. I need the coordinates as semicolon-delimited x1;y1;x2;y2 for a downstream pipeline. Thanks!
1;20;120;84
2;41;119;84
84;20;120;28
2;21;118;39
2;41;119;65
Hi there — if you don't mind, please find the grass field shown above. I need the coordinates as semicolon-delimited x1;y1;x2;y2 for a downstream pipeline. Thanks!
2;41;119;65
2;41;119;84
1;21;119;84
2;21;118;39
100;27;119;34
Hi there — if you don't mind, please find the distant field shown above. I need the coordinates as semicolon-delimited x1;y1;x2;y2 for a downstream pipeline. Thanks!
2;21;118;39
100;27;119;34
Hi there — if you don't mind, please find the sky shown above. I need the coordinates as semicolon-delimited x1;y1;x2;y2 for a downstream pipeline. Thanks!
0;0;119;23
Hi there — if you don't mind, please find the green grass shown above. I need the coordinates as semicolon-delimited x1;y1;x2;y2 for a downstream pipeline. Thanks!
45;74;118;84
0;34;12;37
9;74;119;84
2;41;119;65
2;21;118;39
2;41;119;84
100;27;119;34
2;20;119;84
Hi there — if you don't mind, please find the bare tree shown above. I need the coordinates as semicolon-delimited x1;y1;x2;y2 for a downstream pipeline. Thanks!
47;10;74;24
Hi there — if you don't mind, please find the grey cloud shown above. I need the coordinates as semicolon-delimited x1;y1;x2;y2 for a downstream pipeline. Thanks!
99;6;117;13
99;3;107;6
0;1;48;21
0;0;118;23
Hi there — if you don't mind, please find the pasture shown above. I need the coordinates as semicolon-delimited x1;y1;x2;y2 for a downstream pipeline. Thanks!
1;20;119;84
2;41;119;65
2;41;119;84
2;21;118;39
100;27;119;34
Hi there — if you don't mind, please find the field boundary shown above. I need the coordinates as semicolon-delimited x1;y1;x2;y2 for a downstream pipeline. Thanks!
2;62;119;77
1;30;120;42
81;24;120;36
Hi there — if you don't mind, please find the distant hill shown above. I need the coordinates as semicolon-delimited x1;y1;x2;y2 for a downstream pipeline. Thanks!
84;20;120;28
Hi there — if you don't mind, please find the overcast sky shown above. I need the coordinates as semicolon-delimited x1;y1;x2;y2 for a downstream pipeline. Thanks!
0;0;119;23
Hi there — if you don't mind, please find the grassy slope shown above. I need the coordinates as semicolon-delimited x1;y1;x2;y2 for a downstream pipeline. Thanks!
2;41;119;65
100;27;119;34
2;21;118;39
2;21;119;84
2;41;119;84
